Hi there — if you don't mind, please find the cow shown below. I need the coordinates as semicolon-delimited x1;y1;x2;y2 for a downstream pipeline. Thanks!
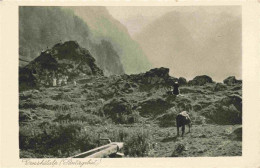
176;111;191;137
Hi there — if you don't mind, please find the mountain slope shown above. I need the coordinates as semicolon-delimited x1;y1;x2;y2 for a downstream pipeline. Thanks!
19;6;124;75
134;8;241;81
65;6;152;74
19;65;242;157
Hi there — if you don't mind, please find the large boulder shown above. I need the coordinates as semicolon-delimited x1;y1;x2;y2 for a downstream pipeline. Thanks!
188;75;213;86
223;76;242;86
19;41;103;91
144;67;170;78
131;67;170;84
201;94;242;124
222;94;242;112
129;67;173;91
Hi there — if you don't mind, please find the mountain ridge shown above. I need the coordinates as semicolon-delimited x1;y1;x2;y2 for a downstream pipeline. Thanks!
134;9;242;81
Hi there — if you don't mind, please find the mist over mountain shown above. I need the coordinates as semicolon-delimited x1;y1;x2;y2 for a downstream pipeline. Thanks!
134;7;241;81
118;14;155;36
19;7;125;75
64;6;152;74
19;6;151;76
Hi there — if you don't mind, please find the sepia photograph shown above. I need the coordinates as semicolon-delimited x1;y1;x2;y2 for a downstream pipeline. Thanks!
18;6;243;158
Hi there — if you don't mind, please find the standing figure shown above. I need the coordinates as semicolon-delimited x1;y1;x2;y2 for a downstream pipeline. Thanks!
176;111;191;137
173;81;180;95
58;78;62;86
53;77;57;87
73;80;77;87
64;76;68;85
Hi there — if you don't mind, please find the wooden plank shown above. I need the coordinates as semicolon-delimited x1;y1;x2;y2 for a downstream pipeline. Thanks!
70;142;124;158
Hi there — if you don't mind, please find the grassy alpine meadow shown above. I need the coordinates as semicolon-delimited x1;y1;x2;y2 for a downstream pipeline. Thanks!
19;72;242;158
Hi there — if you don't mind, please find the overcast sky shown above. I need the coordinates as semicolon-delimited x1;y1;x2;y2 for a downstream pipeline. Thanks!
106;6;241;37
106;6;242;81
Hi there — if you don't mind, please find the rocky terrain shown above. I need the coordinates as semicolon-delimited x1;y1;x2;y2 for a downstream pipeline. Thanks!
19;42;242;158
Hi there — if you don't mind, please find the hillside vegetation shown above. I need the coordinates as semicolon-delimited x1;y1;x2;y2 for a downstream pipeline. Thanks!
19;42;242;157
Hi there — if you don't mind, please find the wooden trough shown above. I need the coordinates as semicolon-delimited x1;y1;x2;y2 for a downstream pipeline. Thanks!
70;142;124;158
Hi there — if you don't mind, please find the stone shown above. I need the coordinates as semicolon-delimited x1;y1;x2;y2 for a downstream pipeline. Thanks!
223;76;242;86
188;75;213;86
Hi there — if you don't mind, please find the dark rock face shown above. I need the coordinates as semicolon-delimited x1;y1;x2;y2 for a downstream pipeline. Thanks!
144;67;170;78
202;94;242;124
223;94;242;112
19;41;103;91
223;76;242;86
130;67;170;83
129;67;172;91
178;77;187;85
188;75;213;86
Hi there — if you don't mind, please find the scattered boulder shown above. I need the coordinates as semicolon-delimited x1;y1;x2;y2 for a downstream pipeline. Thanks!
231;85;242;91
229;127;242;141
198;134;207;138
214;83;227;91
144;67;170;78
188;75;214;86
131;67;171;86
223;76;242;86
138;97;173;117
201;94;242;124
222;94;242;112
178;77;187;85
171;143;186;157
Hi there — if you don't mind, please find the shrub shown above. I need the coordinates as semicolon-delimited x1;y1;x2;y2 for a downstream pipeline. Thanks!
20;122;87;157
124;129;150;157
103;98;132;124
